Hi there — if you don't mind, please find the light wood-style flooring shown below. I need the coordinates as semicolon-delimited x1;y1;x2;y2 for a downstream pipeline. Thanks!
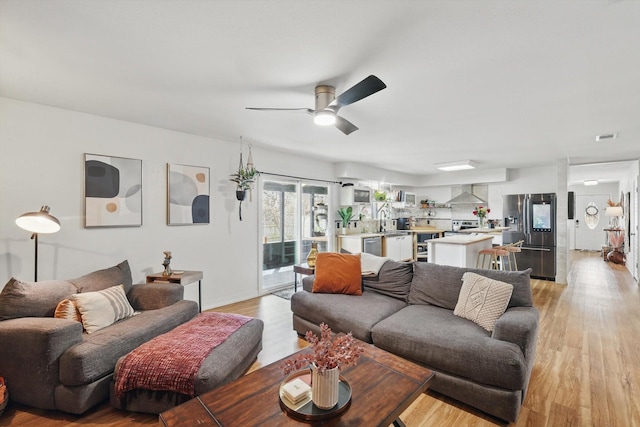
1;251;638;426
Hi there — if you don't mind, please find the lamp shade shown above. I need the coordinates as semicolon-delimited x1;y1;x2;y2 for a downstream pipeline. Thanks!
605;206;623;217
15;206;61;234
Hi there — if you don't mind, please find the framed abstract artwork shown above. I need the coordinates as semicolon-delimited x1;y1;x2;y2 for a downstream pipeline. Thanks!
84;154;142;227
167;163;210;225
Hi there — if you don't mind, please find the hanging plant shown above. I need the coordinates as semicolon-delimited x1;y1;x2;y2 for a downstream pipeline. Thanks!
229;139;259;221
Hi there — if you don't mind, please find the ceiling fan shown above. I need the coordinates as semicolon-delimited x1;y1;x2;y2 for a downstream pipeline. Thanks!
246;75;386;135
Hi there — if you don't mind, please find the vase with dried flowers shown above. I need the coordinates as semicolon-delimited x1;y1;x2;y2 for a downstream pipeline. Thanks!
473;206;490;228
281;323;364;410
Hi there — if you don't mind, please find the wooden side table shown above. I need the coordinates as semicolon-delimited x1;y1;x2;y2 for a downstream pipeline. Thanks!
292;264;314;292
146;270;203;312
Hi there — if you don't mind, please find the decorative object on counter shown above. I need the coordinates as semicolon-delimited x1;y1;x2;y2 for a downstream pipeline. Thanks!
306;243;318;267
337;207;354;234
281;323;364;410
15;205;61;282
229;138;259;221
472;206;490;228
420;199;429;208
162;251;172;276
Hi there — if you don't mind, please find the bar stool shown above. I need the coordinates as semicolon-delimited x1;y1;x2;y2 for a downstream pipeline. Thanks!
476;246;511;270
504;240;523;271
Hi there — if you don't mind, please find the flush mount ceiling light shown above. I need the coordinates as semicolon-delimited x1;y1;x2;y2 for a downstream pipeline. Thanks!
584;180;598;186
313;109;336;126
435;160;477;172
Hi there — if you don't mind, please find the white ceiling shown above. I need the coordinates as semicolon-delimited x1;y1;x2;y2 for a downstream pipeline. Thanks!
1;0;639;184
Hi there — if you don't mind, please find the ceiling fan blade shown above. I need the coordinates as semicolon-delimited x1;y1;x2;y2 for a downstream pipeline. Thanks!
330;75;386;110
246;107;313;114
334;115;359;135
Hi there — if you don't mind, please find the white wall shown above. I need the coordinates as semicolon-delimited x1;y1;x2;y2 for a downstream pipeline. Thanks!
0;98;335;309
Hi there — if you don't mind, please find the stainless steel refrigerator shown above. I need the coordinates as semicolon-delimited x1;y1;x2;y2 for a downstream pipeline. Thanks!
502;193;556;280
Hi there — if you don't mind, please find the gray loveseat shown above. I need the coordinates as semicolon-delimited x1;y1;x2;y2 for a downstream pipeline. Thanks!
291;261;539;422
0;260;198;414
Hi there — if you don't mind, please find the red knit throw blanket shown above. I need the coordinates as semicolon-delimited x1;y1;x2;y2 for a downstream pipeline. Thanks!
114;312;252;398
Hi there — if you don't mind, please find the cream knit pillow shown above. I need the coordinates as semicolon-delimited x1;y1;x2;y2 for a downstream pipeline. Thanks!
71;284;135;334
454;272;513;332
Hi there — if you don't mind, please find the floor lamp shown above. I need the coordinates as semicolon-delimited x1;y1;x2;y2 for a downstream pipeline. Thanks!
15;205;61;282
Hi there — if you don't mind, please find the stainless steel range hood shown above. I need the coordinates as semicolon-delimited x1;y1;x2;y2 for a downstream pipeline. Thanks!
446;185;487;205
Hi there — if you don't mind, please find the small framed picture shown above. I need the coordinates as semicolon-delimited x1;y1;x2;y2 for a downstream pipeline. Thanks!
167;163;210;225
84;154;142;228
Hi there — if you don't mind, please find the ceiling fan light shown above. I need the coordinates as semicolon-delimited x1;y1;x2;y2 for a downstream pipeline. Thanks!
314;110;336;126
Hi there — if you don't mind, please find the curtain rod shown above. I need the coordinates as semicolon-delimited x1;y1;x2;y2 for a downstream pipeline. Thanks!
258;171;342;185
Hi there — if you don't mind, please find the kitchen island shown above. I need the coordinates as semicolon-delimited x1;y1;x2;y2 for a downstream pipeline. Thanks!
459;226;510;245
427;234;494;268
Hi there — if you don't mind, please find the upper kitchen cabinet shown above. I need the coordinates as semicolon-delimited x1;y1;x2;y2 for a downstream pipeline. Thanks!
340;185;372;205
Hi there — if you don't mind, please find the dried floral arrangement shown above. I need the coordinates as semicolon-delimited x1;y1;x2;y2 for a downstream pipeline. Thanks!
281;323;364;375
608;231;625;248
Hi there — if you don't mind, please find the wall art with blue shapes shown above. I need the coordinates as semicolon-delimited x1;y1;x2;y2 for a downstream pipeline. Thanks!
167;164;210;225
85;154;142;227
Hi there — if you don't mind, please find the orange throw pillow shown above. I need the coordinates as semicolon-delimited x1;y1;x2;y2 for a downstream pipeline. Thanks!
312;253;362;295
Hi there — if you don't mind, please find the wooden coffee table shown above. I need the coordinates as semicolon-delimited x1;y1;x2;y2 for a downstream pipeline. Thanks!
160;340;433;426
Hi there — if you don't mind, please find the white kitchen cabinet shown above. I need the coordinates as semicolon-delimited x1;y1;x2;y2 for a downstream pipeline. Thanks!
384;235;413;261
339;236;363;254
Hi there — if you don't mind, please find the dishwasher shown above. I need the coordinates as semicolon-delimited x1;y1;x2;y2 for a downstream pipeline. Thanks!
363;236;382;256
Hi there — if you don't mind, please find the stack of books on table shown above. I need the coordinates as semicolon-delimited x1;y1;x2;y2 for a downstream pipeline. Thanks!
281;378;311;405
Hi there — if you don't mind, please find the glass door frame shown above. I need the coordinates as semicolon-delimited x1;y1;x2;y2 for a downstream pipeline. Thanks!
258;177;333;293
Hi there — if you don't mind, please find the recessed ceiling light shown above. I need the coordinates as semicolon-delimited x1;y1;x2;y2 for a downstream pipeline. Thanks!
595;132;618;141
435;160;477;171
584;180;598;186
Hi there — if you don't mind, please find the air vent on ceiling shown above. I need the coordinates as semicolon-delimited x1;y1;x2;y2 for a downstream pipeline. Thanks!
595;133;618;141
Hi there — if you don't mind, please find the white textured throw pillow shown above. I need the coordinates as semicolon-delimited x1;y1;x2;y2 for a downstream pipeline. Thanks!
71;284;135;334
454;272;513;332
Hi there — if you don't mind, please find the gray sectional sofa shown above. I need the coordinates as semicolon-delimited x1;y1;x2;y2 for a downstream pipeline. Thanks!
0;260;199;414
291;261;539;422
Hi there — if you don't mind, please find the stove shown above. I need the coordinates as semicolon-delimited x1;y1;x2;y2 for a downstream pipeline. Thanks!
446;219;479;236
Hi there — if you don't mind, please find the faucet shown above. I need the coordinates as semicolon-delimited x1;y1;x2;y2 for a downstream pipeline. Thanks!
378;203;387;232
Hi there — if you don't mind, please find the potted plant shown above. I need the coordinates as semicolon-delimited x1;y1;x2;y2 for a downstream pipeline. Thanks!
337;207;354;234
229;147;259;221
281;323;364;409
229;162;259;201
420;199;429;208
374;190;387;202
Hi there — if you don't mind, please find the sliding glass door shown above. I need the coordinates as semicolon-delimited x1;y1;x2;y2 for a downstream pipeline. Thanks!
260;179;330;291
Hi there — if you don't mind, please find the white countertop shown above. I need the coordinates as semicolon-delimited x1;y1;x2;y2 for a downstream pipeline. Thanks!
338;233;385;238
338;231;415;238
459;227;510;234
428;234;494;245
